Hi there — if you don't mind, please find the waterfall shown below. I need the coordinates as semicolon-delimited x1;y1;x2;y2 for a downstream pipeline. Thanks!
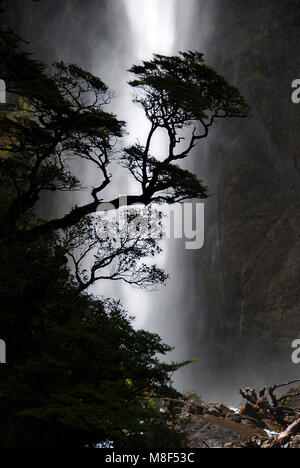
103;0;179;330
124;0;177;58
4;0;218;398
91;0;205;334
90;1;218;399
71;0;173;329
3;0;300;408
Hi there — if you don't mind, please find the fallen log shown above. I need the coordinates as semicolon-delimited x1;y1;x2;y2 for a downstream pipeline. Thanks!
277;418;300;445
239;382;300;441
266;418;300;448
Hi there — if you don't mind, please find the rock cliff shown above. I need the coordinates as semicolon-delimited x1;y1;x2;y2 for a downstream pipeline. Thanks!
185;0;300;395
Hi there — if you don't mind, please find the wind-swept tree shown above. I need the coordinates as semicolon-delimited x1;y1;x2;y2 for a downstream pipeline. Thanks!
0;29;251;448
0;31;249;291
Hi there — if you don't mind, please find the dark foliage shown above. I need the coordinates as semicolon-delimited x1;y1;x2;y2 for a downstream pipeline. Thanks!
0;30;249;448
0;232;187;448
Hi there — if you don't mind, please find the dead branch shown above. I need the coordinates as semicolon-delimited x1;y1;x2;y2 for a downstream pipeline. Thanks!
266;418;300;448
201;440;212;449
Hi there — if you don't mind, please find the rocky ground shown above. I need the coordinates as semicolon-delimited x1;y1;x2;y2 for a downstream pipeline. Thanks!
162;383;300;448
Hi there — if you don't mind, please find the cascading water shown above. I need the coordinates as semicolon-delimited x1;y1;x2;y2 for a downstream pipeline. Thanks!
2;0;237;401
84;0;220;398
90;0;179;330
3;0;300;413
90;0;214;346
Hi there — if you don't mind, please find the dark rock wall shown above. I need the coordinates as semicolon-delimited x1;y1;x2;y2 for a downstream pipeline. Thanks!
213;0;300;346
184;0;300;397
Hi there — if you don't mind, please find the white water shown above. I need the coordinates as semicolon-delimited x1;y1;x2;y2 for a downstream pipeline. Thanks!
89;0;216;395
91;0;195;330
8;0;218;396
12;0;297;402
119;0;178;329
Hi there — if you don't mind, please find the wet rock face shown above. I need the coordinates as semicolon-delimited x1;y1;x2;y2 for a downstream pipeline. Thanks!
213;0;300;347
191;0;300;381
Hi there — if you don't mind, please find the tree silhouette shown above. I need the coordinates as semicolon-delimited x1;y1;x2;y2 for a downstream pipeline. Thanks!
0;31;249;292
0;34;249;239
0;30;250;448
63;212;168;292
